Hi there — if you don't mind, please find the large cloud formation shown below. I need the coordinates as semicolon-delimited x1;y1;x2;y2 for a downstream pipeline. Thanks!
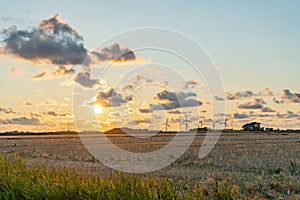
1;14;139;76
1;14;87;65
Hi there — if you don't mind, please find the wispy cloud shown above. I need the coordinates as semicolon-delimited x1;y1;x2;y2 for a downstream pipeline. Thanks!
238;98;266;109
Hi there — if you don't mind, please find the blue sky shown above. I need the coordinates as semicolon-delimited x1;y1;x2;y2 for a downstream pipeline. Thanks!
0;1;300;131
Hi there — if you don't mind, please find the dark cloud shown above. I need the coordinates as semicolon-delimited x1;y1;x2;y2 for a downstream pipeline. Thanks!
273;98;284;104
52;66;75;77
168;110;182;114
0;117;41;125
45;111;72;117
225;92;236;100
31;71;46;79
233;113;249;119
282;89;300;103
275;111;300;119
215;96;225;101
238;98;266;109
1;14;139;68
150;90;202;110
93;87;131;108
90;43;136;64
1;14;87;65
0;107;17;114
73;70;106;89
226;90;255;100
139;108;153;113
225;89;274;101
225;90;256;100
286;111;299;118
261;107;276;113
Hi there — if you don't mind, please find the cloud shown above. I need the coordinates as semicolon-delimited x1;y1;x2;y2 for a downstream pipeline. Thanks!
150;90;202;110
128;118;151;125
226;90;256;100
215;96;225;101
238;98;266;109
31;71;47;79
275;111;300;119
225;88;274;101
225;92;237;100
24;100;33;106
182;80;198;89
43;99;58;105
139;108;153;113
1;14;87;65
261;107;276;113
0;107;17;114
73;70;106;89
10;67;23;77
1;14;140;67
259;88;274;96
120;74;153;93
0;117;41;125
44;111;72;117
233;113;249;119
282;89;300;103
52;66;75;77
89;43;136;64
273;98;284;104
93;87;131;108
168;110;182;114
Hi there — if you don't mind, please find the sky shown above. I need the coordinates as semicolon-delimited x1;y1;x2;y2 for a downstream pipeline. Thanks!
0;0;300;132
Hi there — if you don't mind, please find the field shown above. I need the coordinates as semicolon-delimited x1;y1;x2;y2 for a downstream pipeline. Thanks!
0;131;299;199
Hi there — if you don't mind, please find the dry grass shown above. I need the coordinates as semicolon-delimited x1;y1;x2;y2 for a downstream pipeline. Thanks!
0;131;299;199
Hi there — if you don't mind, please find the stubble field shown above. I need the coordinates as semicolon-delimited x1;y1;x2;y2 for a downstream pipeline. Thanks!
0;131;299;199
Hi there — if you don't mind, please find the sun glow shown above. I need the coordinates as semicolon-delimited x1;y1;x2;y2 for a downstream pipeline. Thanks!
94;105;103;114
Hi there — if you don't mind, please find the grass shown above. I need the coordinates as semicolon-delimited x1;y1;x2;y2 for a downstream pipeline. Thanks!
0;131;299;199
0;153;241;200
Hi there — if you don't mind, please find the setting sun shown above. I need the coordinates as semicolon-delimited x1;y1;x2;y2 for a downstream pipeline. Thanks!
94;105;103;114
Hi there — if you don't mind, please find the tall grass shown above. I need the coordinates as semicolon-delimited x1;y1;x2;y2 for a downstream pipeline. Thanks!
0;153;241;199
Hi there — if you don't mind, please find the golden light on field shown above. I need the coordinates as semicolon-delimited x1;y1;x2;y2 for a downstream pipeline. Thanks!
94;105;103;114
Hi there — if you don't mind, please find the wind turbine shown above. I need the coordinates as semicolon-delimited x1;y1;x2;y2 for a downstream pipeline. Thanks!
179;116;183;132
162;118;170;132
198;120;203;129
209;119;220;130
182;112;192;132
222;118;229;130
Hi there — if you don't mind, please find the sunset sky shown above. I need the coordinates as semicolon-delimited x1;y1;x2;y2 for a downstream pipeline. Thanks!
1;1;300;132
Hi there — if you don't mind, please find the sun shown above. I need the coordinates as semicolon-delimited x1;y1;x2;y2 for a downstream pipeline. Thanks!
94;105;103;114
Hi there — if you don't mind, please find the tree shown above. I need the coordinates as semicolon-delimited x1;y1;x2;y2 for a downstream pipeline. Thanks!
242;122;263;131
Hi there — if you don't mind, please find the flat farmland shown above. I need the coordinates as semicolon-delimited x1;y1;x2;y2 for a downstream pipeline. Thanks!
0;131;299;199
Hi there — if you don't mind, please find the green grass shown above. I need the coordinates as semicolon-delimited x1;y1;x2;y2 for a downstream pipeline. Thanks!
0;153;241;200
